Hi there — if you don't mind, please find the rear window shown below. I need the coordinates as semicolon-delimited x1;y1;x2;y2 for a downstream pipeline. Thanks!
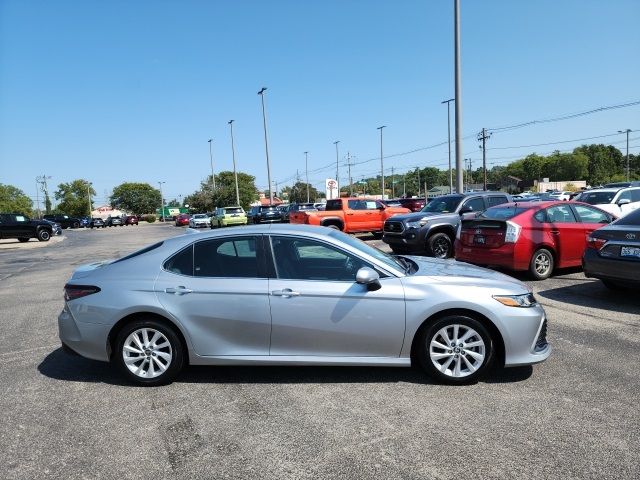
481;206;530;220
325;199;343;211
614;209;640;226
260;206;278;212
226;207;243;214
298;204;316;210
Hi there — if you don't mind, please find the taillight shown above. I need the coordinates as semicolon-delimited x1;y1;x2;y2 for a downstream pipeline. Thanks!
587;235;607;251
504;221;522;243
64;284;101;301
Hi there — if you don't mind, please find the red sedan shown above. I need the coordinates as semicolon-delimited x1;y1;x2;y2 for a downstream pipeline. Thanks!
454;201;616;280
174;213;190;227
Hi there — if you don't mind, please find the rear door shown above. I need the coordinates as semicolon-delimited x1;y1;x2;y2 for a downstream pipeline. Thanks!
155;235;271;356
572;204;613;239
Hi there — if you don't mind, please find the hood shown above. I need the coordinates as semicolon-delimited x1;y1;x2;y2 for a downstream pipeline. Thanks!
387;211;458;223
404;255;530;293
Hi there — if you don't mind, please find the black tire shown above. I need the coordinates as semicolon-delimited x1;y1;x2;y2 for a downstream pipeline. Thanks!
370;231;383;239
325;224;341;230
72;221;80;229
529;248;554;280
37;229;51;242
114;319;185;386
18;238;29;243
417;315;494;385
390;246;408;255
427;232;453;259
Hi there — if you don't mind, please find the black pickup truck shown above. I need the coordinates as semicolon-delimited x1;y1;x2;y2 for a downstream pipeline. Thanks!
0;213;54;242
43;214;82;229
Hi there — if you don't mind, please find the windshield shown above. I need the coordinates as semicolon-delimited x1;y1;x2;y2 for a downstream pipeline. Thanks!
261;206;278;212
327;229;405;273
421;196;462;213
481;206;530;220
298;204;316;210
580;191;616;205
193;214;208;219
226;207;243;214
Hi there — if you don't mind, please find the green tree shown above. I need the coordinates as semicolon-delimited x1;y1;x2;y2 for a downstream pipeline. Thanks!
54;179;95;217
184;171;258;212
0;184;33;216
285;181;319;204
574;144;623;185
110;182;161;215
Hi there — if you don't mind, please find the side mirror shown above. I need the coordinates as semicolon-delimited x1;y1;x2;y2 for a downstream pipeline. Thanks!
459;206;473;215
355;267;381;291
617;198;631;206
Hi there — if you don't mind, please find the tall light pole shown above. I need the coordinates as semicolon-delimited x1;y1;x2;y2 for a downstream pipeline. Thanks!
258;87;273;205
304;151;310;202
619;129;632;181
158;181;166;222
377;125;386;198
228;120;241;206
442;98;455;193
87;181;93;216
454;0;464;193
207;139;216;190
333;140;340;188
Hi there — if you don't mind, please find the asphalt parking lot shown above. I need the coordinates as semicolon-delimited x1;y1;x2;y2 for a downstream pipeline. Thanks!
1;224;638;480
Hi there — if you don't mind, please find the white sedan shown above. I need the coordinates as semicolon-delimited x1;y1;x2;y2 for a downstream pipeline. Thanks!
188;213;211;228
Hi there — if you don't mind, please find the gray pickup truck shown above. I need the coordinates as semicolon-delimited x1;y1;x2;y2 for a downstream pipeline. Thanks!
382;191;512;258
0;213;54;242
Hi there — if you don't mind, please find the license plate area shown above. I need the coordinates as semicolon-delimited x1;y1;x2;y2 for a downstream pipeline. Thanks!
620;246;640;258
474;235;486;245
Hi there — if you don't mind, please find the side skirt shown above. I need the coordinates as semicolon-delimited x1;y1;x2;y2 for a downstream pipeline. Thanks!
189;354;411;367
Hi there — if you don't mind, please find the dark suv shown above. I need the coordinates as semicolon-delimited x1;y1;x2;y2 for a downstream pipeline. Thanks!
0;213;54;242
383;191;512;258
43;214;82;229
248;205;281;224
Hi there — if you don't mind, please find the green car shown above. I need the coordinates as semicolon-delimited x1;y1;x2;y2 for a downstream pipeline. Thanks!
212;206;248;228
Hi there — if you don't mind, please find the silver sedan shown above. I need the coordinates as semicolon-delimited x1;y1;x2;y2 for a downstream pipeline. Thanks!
58;224;550;386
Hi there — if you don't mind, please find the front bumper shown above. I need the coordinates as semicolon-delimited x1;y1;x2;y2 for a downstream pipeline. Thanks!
382;227;428;251
500;305;551;367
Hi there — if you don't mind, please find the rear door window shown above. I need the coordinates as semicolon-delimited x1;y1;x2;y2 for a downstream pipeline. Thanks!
194;236;261;278
487;195;508;207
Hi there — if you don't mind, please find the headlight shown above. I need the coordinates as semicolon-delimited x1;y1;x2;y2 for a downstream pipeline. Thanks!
406;217;429;228
493;293;537;307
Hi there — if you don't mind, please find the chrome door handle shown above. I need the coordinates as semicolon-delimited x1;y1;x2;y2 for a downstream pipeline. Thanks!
271;289;300;297
165;286;193;295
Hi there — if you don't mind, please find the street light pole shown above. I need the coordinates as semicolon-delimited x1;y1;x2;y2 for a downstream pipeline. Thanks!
158;181;166;222
454;0;464;193
619;129;632;181
377;126;386;199
442;98;455;193
228;120;241;206
258;87;273;205
207;139;216;190
333;140;340;190
87;182;93;216
304;151;310;203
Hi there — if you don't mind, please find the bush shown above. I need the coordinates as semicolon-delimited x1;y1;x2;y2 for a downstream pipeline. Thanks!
146;215;156;223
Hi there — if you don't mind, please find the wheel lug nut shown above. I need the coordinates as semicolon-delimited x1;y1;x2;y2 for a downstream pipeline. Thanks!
448;350;452;354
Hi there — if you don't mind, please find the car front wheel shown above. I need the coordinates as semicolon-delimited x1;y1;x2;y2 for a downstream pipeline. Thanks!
418;315;494;384
427;232;452;258
114;319;184;386
37;229;51;242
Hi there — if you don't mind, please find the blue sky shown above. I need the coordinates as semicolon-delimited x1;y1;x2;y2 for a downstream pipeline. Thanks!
1;0;639;206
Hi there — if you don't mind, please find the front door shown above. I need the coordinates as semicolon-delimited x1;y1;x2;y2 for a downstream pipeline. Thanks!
267;235;406;357
155;235;271;356
543;204;585;266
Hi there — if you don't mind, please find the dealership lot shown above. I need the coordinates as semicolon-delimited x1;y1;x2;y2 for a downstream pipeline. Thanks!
1;225;638;479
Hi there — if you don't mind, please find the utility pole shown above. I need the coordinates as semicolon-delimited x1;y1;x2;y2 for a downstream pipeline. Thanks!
35;178;40;219
442;98;455;193
228;120;241;206
619;129;632;181
333;140;340;187
454;0;464;193
36;175;52;215
478;128;491;190
465;158;472;191
207;139;216;190
377;125;386;199
158;181;166;222
391;166;395;198
87;182;93;216
304;151;310;202
403;174;406;197
347;152;353;196
417;169;421;197
257;87;273;205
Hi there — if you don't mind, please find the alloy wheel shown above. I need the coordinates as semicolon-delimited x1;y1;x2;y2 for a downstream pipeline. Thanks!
429;324;486;378
122;328;173;379
534;252;551;277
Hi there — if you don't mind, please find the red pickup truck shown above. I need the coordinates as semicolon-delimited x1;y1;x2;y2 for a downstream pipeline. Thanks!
289;197;410;234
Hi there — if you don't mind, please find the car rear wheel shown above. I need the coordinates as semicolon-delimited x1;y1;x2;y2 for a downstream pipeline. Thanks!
18;237;29;243
427;232;452;258
418;315;494;384
72;221;80;228
114;319;184;386
37;229;51;242
529;248;554;280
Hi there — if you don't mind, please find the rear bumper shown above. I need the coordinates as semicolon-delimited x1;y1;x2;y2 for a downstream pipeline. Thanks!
583;248;640;284
454;241;529;271
58;308;111;362
221;217;248;226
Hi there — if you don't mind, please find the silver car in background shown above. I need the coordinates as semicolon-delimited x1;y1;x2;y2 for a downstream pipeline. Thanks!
59;224;550;386
188;213;211;228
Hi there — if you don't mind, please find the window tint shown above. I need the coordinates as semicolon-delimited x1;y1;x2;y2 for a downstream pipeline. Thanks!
617;190;633;202
573;205;610;224
325;199;342;211
631;189;640;202
534;210;546;223
462;197;485;212
581;191;616;205
482;206;530;220
271;236;373;281
487;196;508;207
545;205;577;223
164;245;194;275
194;236;259;277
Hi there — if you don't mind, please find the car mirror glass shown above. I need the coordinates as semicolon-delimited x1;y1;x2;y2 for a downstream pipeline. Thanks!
617;198;631;205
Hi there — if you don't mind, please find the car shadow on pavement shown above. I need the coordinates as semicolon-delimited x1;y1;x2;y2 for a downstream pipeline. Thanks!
39;348;533;386
536;279;640;315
